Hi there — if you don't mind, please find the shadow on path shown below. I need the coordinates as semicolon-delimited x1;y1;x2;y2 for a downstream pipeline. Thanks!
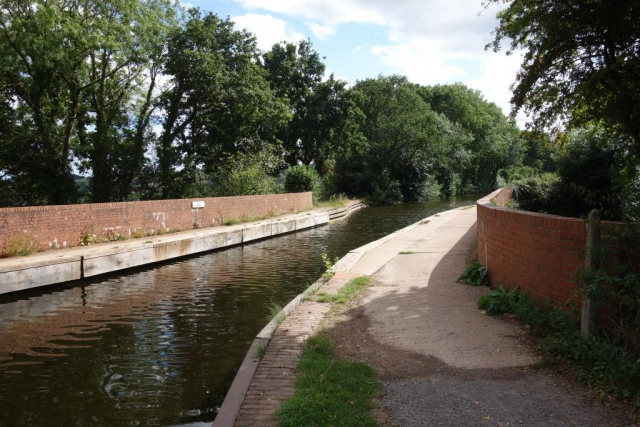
323;212;621;427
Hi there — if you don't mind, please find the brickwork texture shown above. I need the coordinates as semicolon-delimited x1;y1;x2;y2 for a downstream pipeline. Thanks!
478;189;591;306
0;192;312;252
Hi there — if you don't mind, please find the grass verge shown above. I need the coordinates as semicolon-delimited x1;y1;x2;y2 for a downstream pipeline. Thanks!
314;194;351;209
317;277;371;304
274;335;380;427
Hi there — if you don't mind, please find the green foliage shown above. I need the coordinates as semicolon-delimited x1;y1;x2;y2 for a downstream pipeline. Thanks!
456;262;490;286
479;286;640;400
579;225;640;357
210;149;283;197
511;173;562;213
275;335;380;427
1;1;532;209
254;341;268;358
157;10;289;199
496;165;543;188
419;83;523;193
320;250;339;282
487;0;640;161
317;277;371;304
511;126;637;220
0;0;177;205
477;285;522;314
268;303;286;328
3;235;38;257
284;165;320;194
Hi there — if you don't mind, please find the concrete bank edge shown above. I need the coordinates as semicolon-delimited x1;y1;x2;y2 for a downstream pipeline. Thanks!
212;204;465;427
0;211;330;295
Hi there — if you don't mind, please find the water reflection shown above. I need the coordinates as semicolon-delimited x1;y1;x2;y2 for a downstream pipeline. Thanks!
0;195;480;426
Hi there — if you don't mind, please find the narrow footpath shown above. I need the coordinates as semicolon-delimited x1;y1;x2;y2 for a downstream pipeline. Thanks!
228;206;623;426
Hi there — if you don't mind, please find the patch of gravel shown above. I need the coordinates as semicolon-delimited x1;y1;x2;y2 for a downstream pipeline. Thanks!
382;373;623;427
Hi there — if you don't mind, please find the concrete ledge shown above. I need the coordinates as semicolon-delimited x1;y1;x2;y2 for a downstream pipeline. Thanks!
0;211;331;295
0;258;82;294
328;201;364;220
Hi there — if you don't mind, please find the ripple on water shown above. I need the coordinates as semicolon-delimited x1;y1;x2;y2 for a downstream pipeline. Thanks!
0;195;480;426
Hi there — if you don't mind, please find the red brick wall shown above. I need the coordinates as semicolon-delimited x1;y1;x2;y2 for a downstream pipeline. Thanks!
0;193;312;252
477;189;590;306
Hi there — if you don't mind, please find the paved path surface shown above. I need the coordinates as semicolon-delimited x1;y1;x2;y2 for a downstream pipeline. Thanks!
329;206;619;426
231;206;621;426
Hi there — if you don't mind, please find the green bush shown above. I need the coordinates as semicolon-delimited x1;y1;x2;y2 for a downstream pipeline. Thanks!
211;150;283;197
478;286;640;400
496;165;541;188
510;127;636;221
457;262;490;286
510;173;562;213
284;165;320;194
477;285;521;314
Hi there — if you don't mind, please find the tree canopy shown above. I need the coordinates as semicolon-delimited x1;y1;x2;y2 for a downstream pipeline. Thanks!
486;0;640;159
0;2;527;207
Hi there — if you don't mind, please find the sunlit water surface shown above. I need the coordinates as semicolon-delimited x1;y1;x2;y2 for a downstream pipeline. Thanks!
0;195;480;426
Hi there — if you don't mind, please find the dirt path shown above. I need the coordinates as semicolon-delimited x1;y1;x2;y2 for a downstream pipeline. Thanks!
324;207;630;426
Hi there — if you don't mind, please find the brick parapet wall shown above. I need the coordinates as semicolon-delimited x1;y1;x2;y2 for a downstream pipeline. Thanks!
0;193;312;252
477;189;590;306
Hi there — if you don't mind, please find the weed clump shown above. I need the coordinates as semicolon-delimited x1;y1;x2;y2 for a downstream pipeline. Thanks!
457;262;489;286
3;234;38;257
478;286;640;401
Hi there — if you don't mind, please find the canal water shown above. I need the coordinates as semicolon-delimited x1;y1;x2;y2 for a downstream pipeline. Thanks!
0;195;480;426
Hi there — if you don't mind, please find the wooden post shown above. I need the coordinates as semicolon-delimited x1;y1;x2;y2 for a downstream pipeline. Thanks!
581;209;601;337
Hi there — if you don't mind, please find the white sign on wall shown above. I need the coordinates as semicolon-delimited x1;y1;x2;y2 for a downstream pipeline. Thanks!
192;201;205;209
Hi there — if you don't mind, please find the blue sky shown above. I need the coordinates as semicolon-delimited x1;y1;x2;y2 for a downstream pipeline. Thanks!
182;0;526;125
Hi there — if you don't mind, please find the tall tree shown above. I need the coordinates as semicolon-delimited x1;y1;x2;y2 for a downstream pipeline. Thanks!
158;10;289;198
486;0;640;158
0;0;178;205
76;0;178;202
337;76;461;204
419;83;522;191
262;39;331;166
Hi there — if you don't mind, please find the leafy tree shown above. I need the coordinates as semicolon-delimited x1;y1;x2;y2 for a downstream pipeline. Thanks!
263;40;325;166
419;83;522;191
337;76;457;204
158;10;289;198
210;146;283;197
0;0;177;205
75;0;178;202
263;40;362;171
486;0;640;160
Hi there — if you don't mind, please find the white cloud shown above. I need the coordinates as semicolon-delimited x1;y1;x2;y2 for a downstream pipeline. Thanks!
232;0;524;122
370;39;467;85
232;13;304;51
307;22;336;40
